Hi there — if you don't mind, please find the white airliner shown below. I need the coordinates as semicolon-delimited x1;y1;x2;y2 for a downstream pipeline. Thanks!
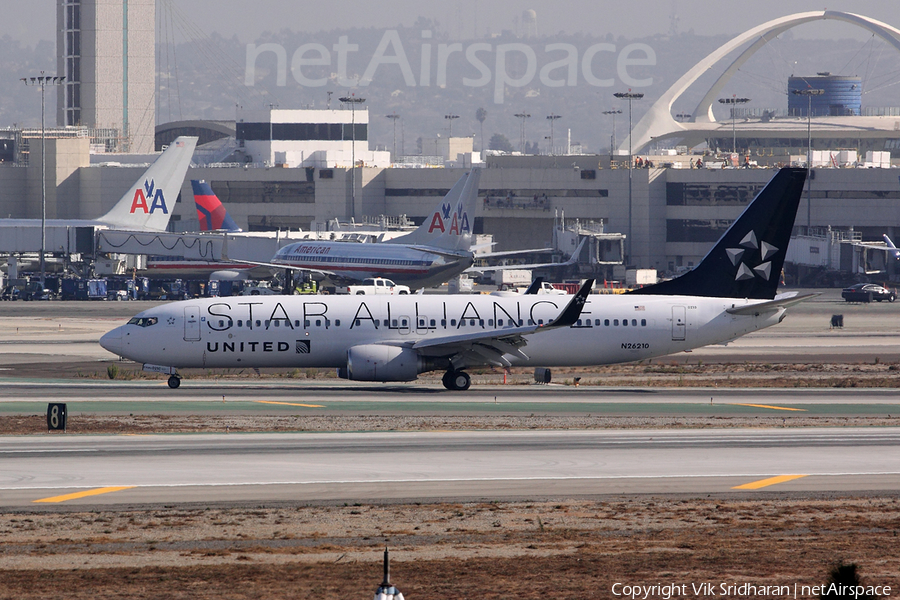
0;136;197;232
101;168;810;391
232;168;580;289
236;170;481;289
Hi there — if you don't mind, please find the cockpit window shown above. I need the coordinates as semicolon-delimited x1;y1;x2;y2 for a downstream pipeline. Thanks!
127;316;158;327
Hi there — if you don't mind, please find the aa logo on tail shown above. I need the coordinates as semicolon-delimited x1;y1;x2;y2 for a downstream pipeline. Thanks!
130;179;169;214
427;202;470;235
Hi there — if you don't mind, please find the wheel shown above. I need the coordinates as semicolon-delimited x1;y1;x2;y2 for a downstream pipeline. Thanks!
891;295;896;303
444;371;471;391
356;290;365;295
453;371;471;391
167;375;181;389
442;370;454;390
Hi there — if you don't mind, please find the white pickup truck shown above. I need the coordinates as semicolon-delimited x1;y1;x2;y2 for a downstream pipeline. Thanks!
339;278;411;295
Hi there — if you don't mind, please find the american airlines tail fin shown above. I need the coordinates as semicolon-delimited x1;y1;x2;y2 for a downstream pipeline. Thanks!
98;136;198;231
386;169;481;251
630;167;807;300
192;180;241;232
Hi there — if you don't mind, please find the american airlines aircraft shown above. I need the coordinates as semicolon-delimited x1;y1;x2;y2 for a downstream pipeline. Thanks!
0;136;197;232
244;169;482;289
101;168;809;391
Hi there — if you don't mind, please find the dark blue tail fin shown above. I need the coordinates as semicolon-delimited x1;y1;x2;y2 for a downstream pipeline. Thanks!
192;180;241;232
630;167;807;299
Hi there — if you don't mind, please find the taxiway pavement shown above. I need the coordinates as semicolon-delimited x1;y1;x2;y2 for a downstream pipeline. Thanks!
2;428;899;508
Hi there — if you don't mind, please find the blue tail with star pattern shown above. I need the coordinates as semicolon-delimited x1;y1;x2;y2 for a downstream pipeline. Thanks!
630;167;807;300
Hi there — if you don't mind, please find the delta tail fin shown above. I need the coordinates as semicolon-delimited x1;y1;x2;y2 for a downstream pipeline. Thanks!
386;168;481;251
98;136;198;231
192;180;241;232
630;167;807;300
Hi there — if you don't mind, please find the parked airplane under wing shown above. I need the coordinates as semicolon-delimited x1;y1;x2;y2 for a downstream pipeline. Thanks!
101;168;811;391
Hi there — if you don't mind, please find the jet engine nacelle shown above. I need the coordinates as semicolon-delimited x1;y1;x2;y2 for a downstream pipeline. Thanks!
346;344;422;382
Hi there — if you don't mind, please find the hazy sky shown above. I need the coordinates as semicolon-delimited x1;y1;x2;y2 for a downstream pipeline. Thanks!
6;0;900;44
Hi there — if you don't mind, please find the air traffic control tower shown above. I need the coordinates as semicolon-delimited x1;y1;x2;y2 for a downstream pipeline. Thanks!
56;0;155;153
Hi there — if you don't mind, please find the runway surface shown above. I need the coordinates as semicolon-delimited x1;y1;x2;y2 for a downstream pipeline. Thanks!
2;294;899;510
2;428;899;508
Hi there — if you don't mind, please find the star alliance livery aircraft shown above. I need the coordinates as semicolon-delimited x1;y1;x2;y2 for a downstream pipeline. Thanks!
101;168;809;391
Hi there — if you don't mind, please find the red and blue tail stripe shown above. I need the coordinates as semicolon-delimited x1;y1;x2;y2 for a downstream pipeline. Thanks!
192;180;240;231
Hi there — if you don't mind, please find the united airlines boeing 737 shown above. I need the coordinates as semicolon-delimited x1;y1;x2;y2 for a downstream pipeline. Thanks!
101;168;809;391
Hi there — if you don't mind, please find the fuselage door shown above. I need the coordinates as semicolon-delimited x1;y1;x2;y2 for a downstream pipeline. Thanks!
672;306;686;341
416;314;430;335
184;306;201;342
398;315;411;335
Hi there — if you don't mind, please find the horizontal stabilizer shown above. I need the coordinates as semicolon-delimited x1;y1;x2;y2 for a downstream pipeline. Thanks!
725;292;818;315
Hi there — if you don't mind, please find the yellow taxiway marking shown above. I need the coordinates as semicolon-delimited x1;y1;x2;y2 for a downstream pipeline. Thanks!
732;475;808;490
33;486;135;504
255;400;325;408
729;403;807;412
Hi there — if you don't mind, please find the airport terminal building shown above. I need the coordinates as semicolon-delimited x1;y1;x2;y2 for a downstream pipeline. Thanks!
3;134;900;279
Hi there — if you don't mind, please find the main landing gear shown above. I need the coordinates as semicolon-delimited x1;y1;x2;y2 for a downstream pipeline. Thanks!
442;370;471;391
167;375;181;389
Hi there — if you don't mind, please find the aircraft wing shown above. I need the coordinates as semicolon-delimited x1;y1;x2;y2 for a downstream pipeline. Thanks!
857;243;900;258
223;257;337;278
468;238;586;273
479;247;555;258
406;279;592;368
404;246;474;261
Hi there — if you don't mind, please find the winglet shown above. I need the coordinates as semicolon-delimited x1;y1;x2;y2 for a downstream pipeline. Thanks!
522;277;544;295
547;279;594;328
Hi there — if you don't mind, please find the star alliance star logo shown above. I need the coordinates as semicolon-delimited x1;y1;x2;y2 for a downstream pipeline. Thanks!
727;231;778;281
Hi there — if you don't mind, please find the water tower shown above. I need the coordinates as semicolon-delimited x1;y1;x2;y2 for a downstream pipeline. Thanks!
522;9;537;37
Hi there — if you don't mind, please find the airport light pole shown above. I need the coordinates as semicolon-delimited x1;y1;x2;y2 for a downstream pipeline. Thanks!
614;91;643;265
792;88;824;230
386;113;400;160
602;109;622;155
21;73;65;288
444;114;459;137
546;113;562;155
339;95;365;219
513;112;531;153
717;95;750;155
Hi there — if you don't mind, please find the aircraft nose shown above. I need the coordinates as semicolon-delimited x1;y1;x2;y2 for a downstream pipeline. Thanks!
99;327;124;356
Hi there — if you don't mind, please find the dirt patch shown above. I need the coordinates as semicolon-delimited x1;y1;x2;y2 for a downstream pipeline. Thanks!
1;497;897;599
2;414;899;436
